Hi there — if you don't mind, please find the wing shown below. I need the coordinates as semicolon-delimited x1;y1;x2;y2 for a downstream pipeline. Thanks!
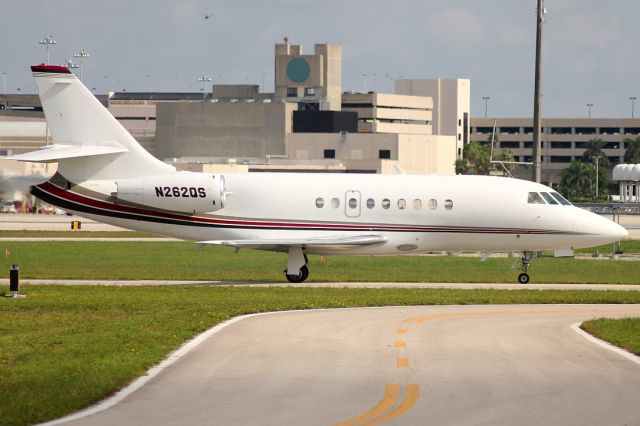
198;234;387;251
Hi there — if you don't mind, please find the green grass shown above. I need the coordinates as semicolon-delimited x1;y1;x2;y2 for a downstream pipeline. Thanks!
581;317;640;356
0;241;639;283
1;285;640;425
574;239;640;254
0;230;164;238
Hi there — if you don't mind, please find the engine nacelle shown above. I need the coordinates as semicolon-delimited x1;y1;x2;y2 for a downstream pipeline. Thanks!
116;172;225;214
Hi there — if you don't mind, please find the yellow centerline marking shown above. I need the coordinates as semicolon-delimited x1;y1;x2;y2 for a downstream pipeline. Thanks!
396;357;409;368
397;328;408;335
333;384;400;426
402;310;550;324
394;340;406;348
363;384;421;426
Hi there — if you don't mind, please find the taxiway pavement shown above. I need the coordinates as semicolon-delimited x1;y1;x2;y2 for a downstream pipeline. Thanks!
4;279;640;291
53;304;640;426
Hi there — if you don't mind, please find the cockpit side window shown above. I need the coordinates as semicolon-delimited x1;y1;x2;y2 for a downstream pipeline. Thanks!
527;192;546;204
540;192;559;205
551;192;572;206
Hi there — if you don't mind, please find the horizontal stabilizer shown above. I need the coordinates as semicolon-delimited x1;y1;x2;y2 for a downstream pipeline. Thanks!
9;142;128;163
198;234;387;251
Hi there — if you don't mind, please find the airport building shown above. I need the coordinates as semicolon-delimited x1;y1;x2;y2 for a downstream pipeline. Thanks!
469;118;640;185
3;37;640;191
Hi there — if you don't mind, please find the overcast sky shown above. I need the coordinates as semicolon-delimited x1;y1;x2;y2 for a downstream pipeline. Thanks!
1;0;638;118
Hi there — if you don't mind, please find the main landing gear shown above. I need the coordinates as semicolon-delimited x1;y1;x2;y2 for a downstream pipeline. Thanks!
284;247;309;283
517;251;535;284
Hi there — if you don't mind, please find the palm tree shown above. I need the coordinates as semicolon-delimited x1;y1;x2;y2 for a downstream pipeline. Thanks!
580;138;610;167
559;160;594;200
624;136;640;164
461;141;492;175
454;158;469;175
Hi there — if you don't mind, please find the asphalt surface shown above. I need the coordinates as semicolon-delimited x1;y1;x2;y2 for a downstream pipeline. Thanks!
4;279;640;291
51;304;640;426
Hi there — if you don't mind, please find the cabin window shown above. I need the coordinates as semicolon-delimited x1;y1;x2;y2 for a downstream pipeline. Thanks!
315;197;324;208
527;192;545;204
413;199;422;209
348;197;358;209
397;199;406;209
540;192;559;205
551;192;572;206
428;199;437;209
331;197;340;208
444;199;453;210
366;198;375;209
382;198;391;209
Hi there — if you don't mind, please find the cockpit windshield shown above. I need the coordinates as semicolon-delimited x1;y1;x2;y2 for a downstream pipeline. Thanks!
528;191;572;206
527;192;545;204
540;192;559;205
550;192;572;205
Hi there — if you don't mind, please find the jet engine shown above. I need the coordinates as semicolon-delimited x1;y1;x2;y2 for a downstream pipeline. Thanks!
116;172;225;214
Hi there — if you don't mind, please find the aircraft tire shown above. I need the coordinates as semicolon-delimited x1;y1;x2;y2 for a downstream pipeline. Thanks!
517;273;530;284
286;265;309;283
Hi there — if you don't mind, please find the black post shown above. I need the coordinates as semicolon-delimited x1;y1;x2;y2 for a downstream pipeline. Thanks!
532;0;545;183
9;264;19;293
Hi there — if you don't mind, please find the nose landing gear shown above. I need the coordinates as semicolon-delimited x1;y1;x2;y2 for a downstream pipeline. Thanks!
516;251;535;284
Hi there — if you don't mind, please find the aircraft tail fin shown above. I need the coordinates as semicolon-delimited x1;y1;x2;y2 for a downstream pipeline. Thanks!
16;64;174;181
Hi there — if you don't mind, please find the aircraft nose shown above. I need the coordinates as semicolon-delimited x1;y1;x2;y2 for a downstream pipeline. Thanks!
609;221;628;240
593;214;628;242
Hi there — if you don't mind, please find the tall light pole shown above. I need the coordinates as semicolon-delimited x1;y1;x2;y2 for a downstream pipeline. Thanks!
39;35;56;63
586;103;593;119
532;0;546;183
198;75;211;99
73;49;90;81
482;96;490;118
630;97;637;118
593;155;599;200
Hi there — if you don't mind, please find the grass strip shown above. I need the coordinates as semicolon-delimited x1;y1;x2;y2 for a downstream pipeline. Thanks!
1;285;640;425
0;230;163;238
581;317;640;356
0;241;639;283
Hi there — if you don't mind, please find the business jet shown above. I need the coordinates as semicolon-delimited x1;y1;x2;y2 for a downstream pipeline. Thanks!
11;64;628;284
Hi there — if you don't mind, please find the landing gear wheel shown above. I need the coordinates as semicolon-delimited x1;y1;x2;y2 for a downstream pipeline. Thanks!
285;265;309;283
515;251;534;284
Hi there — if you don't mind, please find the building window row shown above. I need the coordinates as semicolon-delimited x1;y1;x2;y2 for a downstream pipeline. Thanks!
515;155;622;164
323;149;393;160
474;126;640;136
497;141;627;150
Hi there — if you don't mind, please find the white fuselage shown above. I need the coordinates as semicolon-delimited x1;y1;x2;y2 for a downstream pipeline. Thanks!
36;172;627;256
